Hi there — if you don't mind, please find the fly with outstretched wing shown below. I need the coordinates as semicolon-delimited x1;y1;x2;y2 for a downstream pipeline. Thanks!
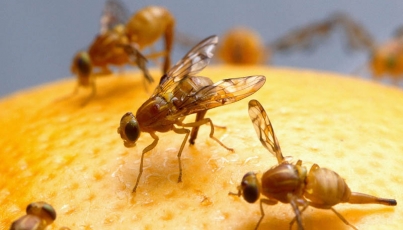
117;35;266;192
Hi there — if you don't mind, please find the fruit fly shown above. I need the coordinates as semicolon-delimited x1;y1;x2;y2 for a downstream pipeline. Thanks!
176;16;337;65
70;0;139;104
117;35;266;192
9;201;71;230
10;201;57;230
229;99;397;230
70;0;175;104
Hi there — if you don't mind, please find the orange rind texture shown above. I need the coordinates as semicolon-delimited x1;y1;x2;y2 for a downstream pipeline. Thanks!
0;66;401;229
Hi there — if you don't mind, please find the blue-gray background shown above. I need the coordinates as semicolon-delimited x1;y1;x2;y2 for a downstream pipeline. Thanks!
1;1;402;96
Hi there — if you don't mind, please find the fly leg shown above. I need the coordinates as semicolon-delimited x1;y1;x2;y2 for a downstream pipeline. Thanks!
133;51;154;93
289;203;308;230
181;118;234;152
255;199;278;230
288;194;306;230
133;132;159;192
189;111;227;145
136;51;154;84
54;83;80;103
81;69;114;106
99;66;112;75
172;126;191;183
144;49;167;67
330;208;358;230
71;84;80;97
122;43;154;84
81;80;96;106
189;110;207;145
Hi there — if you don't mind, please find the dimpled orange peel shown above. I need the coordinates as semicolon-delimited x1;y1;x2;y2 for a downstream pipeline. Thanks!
0;65;401;229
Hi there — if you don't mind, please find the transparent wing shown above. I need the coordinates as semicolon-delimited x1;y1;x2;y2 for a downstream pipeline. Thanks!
100;0;130;34
152;35;218;97
330;12;376;52
248;99;284;164
269;17;335;53
121;44;154;83
269;12;377;54
169;75;266;118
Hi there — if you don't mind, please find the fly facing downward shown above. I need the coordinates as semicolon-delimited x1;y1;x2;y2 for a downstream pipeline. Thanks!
117;35;266;192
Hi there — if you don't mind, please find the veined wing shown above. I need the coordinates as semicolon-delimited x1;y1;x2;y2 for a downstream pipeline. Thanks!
269;17;335;53
152;35;218;97
100;0;130;34
121;44;154;83
330;12;376;51
169;75;265;118
248;99;285;164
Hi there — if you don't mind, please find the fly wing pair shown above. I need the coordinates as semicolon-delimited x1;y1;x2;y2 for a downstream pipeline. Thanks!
150;35;266;121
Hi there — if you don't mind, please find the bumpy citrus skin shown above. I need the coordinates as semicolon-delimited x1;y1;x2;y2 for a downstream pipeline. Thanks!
0;66;401;229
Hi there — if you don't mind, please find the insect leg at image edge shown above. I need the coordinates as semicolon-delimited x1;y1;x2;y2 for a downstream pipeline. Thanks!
230;99;396;230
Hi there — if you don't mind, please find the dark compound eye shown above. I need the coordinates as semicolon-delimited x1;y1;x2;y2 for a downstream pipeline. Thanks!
125;118;140;141
41;203;57;221
74;52;92;76
119;112;140;144
26;202;57;221
241;172;260;203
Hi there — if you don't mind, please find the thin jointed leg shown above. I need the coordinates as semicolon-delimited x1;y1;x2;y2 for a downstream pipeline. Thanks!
181;118;234;152
172;127;191;183
132;132;159;192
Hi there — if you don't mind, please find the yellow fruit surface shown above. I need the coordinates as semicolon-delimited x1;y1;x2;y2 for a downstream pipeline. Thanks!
0;66;402;229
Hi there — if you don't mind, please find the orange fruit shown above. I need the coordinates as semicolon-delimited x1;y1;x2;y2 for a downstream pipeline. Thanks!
0;66;401;229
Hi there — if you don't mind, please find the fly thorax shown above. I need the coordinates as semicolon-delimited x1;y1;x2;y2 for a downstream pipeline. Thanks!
136;96;168;124
161;92;173;102
295;164;308;194
160;92;179;113
261;163;305;203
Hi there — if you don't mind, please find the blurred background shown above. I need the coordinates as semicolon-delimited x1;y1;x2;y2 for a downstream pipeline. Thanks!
1;0;403;96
